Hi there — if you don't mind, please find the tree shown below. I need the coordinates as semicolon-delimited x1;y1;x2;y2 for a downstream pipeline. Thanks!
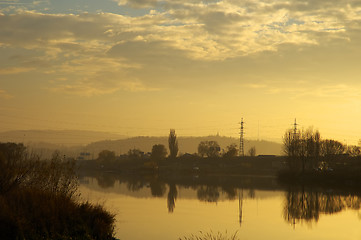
248;146;256;157
151;144;167;162
168;129;179;159
346;145;361;157
198;141;221;157
283;127;322;172
0;142;29;194
127;148;143;160
321;139;345;156
223;144;238;158
97;150;116;165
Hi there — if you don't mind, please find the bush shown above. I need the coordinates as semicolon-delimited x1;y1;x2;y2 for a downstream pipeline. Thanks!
0;142;115;240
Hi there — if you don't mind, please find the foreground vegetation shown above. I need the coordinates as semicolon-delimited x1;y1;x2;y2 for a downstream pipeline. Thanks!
179;231;239;240
0;142;115;240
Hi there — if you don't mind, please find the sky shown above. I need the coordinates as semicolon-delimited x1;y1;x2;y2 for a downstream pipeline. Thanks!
1;0;361;144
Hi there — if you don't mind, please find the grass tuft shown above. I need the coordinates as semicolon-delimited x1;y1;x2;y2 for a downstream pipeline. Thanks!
179;230;239;240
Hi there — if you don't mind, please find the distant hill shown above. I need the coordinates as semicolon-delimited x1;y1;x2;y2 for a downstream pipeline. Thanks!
0;130;126;146
0;131;283;158
85;136;283;157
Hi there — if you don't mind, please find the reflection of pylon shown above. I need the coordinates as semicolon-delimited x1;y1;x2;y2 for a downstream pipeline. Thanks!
239;188;243;227
239;118;244;157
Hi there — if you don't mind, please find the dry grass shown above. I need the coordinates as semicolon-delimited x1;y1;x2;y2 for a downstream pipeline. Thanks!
179;231;239;240
0;142;115;240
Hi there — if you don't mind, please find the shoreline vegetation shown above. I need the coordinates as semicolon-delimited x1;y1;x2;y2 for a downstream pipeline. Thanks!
78;127;361;192
0;142;115;240
2;126;361;239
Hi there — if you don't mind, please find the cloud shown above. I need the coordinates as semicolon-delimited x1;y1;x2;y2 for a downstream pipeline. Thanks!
113;0;158;8
0;67;34;74
1;3;359;61
245;81;361;101
0;89;13;99
50;78;159;96
2;1;361;96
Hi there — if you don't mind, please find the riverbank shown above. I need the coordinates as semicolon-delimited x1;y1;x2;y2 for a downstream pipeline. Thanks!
277;156;361;190
0;142;116;240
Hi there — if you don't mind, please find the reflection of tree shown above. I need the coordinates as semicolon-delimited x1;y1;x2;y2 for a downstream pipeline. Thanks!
197;186;220;202
248;188;255;199
150;179;166;197
96;173;116;188
126;179;145;192
284;188;361;225
221;186;237;200
167;183;178;213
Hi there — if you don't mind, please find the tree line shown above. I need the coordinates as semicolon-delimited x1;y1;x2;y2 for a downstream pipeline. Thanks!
283;127;361;172
96;129;258;165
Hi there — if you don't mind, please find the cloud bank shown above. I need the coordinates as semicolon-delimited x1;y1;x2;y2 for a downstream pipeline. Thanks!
1;0;361;95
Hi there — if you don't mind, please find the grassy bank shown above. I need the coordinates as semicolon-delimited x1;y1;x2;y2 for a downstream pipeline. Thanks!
0;188;114;240
0;142;115;240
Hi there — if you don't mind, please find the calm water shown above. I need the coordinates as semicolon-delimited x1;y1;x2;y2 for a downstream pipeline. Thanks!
79;174;361;240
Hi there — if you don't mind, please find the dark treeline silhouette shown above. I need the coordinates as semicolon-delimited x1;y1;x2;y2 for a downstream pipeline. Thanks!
83;135;281;159
279;127;361;187
283;127;361;172
0;142;115;240
80;128;282;179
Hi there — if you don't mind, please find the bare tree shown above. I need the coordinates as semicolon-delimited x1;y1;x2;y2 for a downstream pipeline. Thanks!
283;127;322;172
223;144;238;158
248;146;256;157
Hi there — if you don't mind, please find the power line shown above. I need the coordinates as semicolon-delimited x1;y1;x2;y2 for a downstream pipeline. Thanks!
239;118;244;157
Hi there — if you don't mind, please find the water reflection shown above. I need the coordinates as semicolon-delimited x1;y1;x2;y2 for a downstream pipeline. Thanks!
149;179;167;197
197;186;220;202
96;172;116;188
167;183;177;213
83;171;361;228
284;187;361;225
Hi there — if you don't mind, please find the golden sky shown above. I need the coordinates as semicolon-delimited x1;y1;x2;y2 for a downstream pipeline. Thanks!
1;0;361;144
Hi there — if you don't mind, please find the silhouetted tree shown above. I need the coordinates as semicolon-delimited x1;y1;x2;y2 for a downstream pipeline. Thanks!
0;142;30;194
127;148;143;160
168;129;178;159
321;139;345;156
198;141;221;157
346;145;361;157
97;150;116;165
283;127;322;172
151;144;167;162
248;146;256;157
223;144;238;158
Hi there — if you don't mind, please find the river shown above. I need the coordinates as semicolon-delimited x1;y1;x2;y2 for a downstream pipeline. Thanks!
79;174;361;240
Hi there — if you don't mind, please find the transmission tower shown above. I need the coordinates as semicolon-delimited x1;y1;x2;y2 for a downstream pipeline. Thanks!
293;118;298;137
239;118;244;156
